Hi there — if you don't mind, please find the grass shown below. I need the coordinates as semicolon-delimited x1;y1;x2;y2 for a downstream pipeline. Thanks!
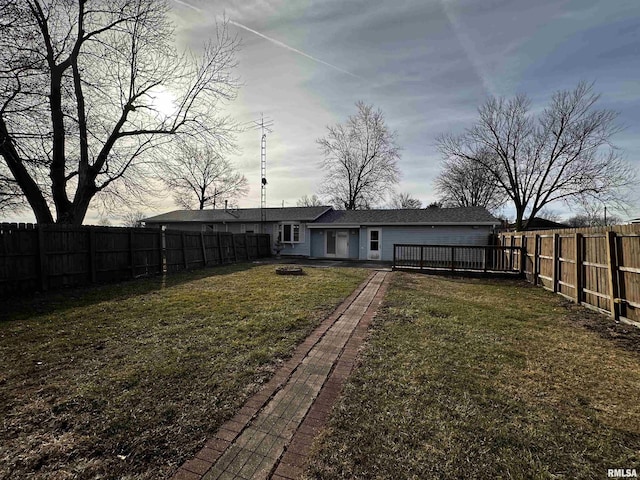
306;272;640;480
0;263;370;480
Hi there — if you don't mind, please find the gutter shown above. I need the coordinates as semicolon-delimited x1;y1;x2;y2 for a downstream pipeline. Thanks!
307;222;500;228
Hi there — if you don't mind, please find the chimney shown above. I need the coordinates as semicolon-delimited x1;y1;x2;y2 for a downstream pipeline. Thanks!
224;200;228;212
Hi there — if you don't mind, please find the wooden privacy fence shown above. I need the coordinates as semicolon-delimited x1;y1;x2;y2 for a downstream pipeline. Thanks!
0;223;271;297
500;224;640;327
393;244;524;274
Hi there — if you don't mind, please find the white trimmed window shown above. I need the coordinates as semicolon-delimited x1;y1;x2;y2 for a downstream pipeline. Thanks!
277;222;303;243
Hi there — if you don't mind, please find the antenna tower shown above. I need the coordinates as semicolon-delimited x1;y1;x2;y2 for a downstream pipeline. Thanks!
248;115;273;232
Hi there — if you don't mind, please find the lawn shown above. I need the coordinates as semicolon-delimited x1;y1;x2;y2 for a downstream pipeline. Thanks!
0;263;370;480
306;272;640;480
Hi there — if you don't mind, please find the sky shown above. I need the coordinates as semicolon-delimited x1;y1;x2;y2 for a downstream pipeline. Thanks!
5;0;640;224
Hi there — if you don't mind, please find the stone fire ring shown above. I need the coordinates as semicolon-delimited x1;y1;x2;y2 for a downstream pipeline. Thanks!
275;266;305;276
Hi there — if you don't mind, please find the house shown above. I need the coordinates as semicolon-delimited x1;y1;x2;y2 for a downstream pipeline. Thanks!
142;206;332;257
142;206;500;261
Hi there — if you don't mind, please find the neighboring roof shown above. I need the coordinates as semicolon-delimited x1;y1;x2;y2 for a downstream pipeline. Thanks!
309;206;500;227
143;206;332;224
508;217;570;231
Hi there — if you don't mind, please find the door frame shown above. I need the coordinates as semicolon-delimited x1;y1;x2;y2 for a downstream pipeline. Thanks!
367;228;382;260
325;229;349;258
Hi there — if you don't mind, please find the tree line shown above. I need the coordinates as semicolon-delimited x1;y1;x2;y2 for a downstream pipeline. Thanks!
1;2;636;230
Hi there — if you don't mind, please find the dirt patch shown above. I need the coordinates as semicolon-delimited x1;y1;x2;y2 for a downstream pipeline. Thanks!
561;301;640;355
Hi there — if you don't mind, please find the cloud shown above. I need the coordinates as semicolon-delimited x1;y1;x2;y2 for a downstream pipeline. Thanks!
172;0;362;79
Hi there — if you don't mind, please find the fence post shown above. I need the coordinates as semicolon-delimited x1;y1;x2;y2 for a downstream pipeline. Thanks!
37;225;48;292
160;229;166;274
89;228;97;283
129;230;136;278
200;232;207;266
509;235;515;270
606;231;619;320
217;232;223;264
419;245;424;271
180;232;188;270
245;233;250;260
232;234;238;262
552;233;559;293
533;234;540;286
574;233;582;304
520;236;526;274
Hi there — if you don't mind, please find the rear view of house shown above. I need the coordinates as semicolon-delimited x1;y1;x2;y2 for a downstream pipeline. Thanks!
143;206;500;262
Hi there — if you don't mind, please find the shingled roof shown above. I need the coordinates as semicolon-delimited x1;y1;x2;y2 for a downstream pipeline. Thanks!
143;206;332;224
310;206;500;226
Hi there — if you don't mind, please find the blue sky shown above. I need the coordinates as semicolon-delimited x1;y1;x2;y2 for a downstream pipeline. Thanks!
7;0;640;223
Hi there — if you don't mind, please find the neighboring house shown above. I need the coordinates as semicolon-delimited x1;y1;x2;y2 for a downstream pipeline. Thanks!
142;206;500;261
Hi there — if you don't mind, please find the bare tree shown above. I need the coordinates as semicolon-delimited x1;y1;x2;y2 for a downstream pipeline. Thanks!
389;192;422;209
296;194;324;207
434;149;506;213
566;196;623;227
119;210;146;227
162;143;248;210
317;101;401;210
0;0;240;224
437;82;635;230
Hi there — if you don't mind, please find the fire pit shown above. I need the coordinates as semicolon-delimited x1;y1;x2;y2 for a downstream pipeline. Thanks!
275;266;305;276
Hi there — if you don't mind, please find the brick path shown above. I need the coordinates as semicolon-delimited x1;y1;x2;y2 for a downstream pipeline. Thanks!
171;270;389;480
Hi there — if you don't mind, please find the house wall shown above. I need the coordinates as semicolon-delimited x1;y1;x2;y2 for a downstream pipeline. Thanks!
310;230;324;257
359;225;494;261
272;223;312;257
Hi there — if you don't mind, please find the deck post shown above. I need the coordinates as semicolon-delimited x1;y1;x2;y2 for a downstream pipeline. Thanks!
450;246;455;271
392;245;396;270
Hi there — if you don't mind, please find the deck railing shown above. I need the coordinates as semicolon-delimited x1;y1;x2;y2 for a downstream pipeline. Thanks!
393;244;524;274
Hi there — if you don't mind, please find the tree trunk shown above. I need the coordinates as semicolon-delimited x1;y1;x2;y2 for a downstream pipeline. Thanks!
0;118;54;224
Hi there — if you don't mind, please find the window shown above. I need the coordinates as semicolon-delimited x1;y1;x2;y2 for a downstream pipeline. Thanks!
370;230;379;251
202;224;217;232
240;224;246;233
278;222;303;243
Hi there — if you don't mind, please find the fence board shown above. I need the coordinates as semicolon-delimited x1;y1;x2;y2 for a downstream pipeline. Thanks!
0;223;270;297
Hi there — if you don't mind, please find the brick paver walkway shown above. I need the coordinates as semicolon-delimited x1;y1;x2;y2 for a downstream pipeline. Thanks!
171;270;389;480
